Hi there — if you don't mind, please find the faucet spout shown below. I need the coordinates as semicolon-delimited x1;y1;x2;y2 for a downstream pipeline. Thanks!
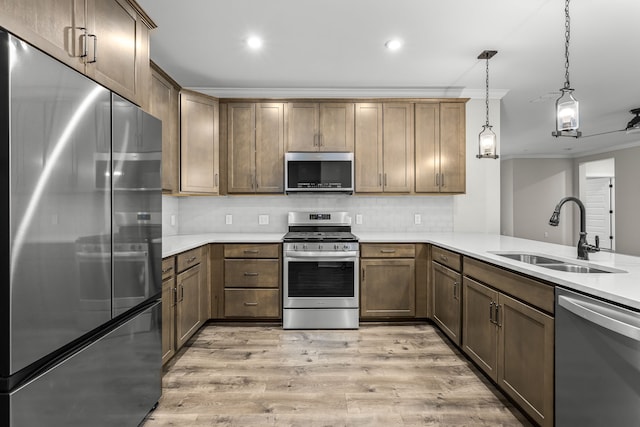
548;196;598;260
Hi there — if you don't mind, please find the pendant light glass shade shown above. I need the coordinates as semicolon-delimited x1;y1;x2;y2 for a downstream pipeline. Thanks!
478;125;497;158
553;88;581;137
476;49;498;159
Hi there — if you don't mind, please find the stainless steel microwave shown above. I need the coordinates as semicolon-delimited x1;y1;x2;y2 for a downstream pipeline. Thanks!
285;152;354;193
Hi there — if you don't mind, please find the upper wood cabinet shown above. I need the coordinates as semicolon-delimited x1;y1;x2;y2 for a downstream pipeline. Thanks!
0;0;155;107
355;103;413;193
286;102;354;152
415;102;466;193
149;62;180;194
180;90;220;194
226;102;285;193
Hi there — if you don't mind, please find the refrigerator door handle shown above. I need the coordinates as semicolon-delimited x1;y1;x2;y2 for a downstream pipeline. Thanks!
558;294;640;341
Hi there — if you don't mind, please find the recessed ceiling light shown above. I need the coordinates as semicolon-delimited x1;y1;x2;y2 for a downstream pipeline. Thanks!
246;36;262;49
385;39;402;51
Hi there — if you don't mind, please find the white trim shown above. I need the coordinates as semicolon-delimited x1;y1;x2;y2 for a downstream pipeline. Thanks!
185;86;509;100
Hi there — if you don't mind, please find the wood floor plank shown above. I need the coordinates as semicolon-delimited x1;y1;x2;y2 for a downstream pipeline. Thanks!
142;324;533;426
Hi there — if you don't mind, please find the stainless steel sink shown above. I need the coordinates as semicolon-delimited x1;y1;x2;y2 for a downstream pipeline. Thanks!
541;264;611;274
489;251;626;274
495;253;561;265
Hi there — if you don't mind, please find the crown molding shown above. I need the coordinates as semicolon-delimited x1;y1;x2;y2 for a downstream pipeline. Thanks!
185;86;509;100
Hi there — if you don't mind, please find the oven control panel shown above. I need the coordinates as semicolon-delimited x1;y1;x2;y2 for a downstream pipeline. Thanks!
284;242;359;252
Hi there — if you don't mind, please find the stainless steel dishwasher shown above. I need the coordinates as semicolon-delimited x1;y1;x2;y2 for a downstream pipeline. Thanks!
555;287;640;426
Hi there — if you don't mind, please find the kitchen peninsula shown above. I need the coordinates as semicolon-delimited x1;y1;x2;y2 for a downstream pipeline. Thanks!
163;230;640;426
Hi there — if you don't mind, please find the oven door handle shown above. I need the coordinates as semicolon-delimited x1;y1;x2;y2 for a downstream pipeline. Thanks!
284;251;359;260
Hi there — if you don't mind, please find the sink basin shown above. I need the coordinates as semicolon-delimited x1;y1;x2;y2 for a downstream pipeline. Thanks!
541;264;612;274
494;253;561;265
489;251;626;274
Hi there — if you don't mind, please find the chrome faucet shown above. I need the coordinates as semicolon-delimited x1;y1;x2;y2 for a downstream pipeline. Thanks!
549;196;600;260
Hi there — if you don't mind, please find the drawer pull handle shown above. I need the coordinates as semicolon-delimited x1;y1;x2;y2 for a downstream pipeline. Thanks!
162;266;173;274
244;272;259;277
244;250;259;254
380;249;396;253
244;302;258;306
186;256;197;263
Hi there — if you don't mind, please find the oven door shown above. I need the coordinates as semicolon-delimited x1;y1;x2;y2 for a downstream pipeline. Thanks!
283;252;359;309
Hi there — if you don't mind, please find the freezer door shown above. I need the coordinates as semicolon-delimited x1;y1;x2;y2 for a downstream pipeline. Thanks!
7;301;161;427
2;31;112;376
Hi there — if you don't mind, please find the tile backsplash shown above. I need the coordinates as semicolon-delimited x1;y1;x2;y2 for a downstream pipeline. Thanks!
165;194;453;235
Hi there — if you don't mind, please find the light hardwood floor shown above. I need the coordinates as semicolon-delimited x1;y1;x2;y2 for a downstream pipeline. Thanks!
142;323;533;426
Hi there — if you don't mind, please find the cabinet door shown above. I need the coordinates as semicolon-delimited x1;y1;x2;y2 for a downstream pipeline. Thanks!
414;103;440;193
462;277;499;381
161;276;175;365
360;259;415;318
176;265;201;348
355;103;383;192
150;63;180;193
198;244;210;325
439;102;466;193
85;0;150;106
0;0;86;73
255;103;285;193
227;103;256;193
432;262;462;345
382;103;413;192
318;103;354;152
180;91;220;194
286;103;319;151
498;293;554;427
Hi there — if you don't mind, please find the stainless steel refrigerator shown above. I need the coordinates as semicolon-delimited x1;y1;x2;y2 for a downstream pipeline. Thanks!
0;29;162;426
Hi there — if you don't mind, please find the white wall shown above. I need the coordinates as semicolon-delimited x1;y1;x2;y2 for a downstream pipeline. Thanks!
501;158;575;245
453;99;501;233
500;159;514;236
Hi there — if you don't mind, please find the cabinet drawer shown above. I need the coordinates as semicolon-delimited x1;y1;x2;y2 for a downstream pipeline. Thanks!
224;289;280;318
224;259;279;288
176;247;202;273
162;257;175;280
463;256;555;314
360;243;415;258
432;246;461;272
224;243;280;259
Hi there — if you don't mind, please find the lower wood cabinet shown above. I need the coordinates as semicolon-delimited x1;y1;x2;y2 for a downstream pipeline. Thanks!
224;289;280;318
161;257;176;365
431;261;462;345
223;243;281;319
431;246;463;346
360;244;416;318
162;245;210;365
460;256;555;427
176;263;201;348
462;275;554;427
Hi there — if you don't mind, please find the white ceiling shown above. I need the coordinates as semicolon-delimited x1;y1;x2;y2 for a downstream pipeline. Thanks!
138;0;640;158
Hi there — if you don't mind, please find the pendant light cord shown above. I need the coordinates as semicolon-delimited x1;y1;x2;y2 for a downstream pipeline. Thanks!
485;56;490;127
563;0;571;90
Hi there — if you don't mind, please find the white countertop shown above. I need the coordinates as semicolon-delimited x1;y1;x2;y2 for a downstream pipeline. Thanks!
163;231;640;311
163;233;285;257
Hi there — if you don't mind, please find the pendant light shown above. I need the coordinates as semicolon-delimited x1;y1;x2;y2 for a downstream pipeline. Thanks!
552;0;581;138
477;50;498;159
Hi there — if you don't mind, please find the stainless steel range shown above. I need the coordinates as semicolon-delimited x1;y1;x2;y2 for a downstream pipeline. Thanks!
282;212;359;329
